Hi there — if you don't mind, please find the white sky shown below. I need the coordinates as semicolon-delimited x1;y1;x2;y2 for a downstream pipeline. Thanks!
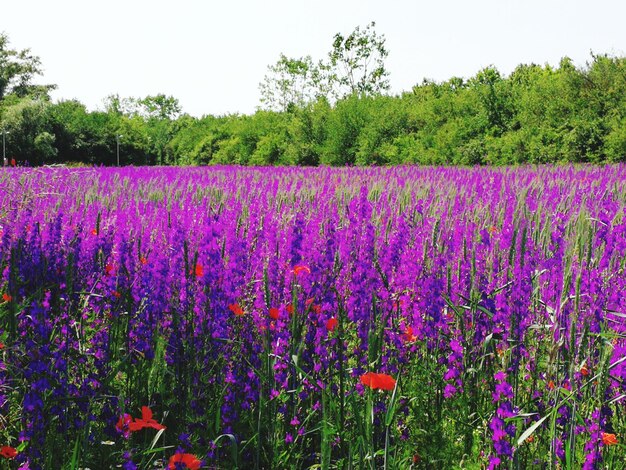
3;0;625;117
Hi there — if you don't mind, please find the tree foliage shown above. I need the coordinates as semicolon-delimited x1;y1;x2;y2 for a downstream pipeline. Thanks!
259;22;389;111
0;32;55;101
1;30;625;166
258;54;325;112
327;21;390;99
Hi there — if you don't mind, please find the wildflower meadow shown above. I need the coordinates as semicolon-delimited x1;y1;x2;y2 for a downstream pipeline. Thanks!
0;165;625;469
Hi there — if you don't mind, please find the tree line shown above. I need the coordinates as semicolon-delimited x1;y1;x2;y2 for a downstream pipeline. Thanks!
1;28;625;166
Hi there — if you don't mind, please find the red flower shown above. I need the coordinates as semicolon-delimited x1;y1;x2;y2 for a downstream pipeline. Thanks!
168;452;202;470
0;343;4;350
0;446;17;459
269;308;280;320
129;406;166;432
194;264;204;277
91;228;98;236
140;256;148;265
292;265;311;276
403;326;417;343
326;317;338;332
360;372;396;391
105;264;115;275
228;303;244;316
602;432;618;446
286;304;295;316
115;413;133;438
2;293;11;302
580;363;590;376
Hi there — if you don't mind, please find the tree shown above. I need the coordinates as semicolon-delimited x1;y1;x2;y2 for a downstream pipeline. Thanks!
0;33;55;101
103;94;138;116
138;94;181;121
138;95;181;165
469;66;513;137
259;22;390;110
327;21;390;99
33;131;57;162
259;54;326;111
1;98;56;165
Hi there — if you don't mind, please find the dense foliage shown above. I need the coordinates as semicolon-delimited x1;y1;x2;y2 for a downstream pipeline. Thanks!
0;165;625;468
1;30;625;166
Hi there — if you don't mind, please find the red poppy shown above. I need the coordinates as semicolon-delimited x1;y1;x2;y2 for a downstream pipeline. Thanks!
580;364;590;376
547;380;555;390
403;326;417;343
326;317;338;332
311;304;322;314
140;256;148;265
194;264;204;277
2;293;11;302
0;446;17;459
602;432;618;446
91;228;98;236
228;303;244;316
0;343;4;350
105;264;115;275
129;406;166;432
292;265;311;276
360;372;396;391
115;413;133;437
286;304;295;316
269;308;280;320
168;452;202;470
113;290;122;299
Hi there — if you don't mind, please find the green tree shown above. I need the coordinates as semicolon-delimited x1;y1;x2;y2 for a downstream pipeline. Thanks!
0;32;55;101
33;131;57;162
468;66;513;137
138;95;181;165
1;98;57;165
321;94;371;165
286;97;331;165
138;94;181;120
259;22;390;110
259;55;326;111
327;21;390;99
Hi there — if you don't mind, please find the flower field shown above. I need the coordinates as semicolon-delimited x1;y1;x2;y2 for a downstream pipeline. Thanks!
0;165;625;469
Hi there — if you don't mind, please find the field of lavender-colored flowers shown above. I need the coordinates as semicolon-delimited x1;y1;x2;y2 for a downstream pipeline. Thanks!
0;165;625;469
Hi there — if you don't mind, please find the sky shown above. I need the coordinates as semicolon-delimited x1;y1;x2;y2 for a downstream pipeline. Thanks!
3;0;625;117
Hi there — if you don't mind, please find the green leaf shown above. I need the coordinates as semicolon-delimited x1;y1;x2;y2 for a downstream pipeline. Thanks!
517;414;549;446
